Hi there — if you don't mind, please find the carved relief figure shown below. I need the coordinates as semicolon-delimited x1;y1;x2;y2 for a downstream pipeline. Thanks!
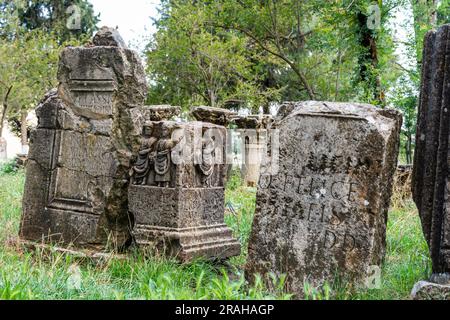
196;137;215;187
131;122;157;185
154;124;182;187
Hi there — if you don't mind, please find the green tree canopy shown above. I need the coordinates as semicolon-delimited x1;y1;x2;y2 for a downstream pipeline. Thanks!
0;0;99;42
147;0;404;111
0;0;99;139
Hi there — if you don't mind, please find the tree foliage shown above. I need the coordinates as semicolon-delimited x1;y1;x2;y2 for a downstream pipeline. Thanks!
146;0;281;111
0;0;99;139
146;0;450;163
147;0;406;111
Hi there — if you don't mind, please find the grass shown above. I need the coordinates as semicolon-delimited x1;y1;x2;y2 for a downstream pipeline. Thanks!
0;169;431;300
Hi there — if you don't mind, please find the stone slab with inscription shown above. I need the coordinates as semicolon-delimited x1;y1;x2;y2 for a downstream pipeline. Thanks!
19;28;147;249
128;121;241;261
411;24;450;298
246;101;402;296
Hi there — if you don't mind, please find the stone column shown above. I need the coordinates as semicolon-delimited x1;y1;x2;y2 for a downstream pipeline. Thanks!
231;115;273;187
246;101;402;297
411;24;450;299
19;27;147;250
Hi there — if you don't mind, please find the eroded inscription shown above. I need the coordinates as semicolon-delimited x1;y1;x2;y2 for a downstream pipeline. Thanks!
246;101;401;295
74;92;113;114
68;79;114;117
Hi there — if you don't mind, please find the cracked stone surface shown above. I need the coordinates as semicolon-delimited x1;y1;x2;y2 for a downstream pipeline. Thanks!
245;101;402;297
20;28;147;250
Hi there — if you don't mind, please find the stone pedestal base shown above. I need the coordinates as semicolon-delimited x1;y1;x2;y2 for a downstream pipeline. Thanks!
135;224;241;262
128;185;241;262
411;274;450;300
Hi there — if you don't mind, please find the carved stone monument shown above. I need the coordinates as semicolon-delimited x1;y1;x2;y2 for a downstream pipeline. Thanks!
411;24;450;299
191;106;237;182
246;101;402;297
128;121;241;261
19;27;147;249
231;115;273;187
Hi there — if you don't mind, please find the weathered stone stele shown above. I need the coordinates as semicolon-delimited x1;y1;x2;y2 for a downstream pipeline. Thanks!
411;24;450;299
128;121;241;261
246;101;402;296
19;27;148;249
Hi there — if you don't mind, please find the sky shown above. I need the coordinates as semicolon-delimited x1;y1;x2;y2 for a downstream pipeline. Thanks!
89;0;160;52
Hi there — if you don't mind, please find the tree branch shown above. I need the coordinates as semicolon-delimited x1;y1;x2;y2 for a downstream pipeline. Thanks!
212;23;316;99
0;85;13;137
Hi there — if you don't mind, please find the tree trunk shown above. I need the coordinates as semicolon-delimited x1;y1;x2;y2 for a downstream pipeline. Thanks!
407;131;413;164
335;47;342;101
20;110;29;154
356;12;384;106
0;105;7;139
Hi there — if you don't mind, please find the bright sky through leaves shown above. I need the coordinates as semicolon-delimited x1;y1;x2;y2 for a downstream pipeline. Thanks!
89;0;160;52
